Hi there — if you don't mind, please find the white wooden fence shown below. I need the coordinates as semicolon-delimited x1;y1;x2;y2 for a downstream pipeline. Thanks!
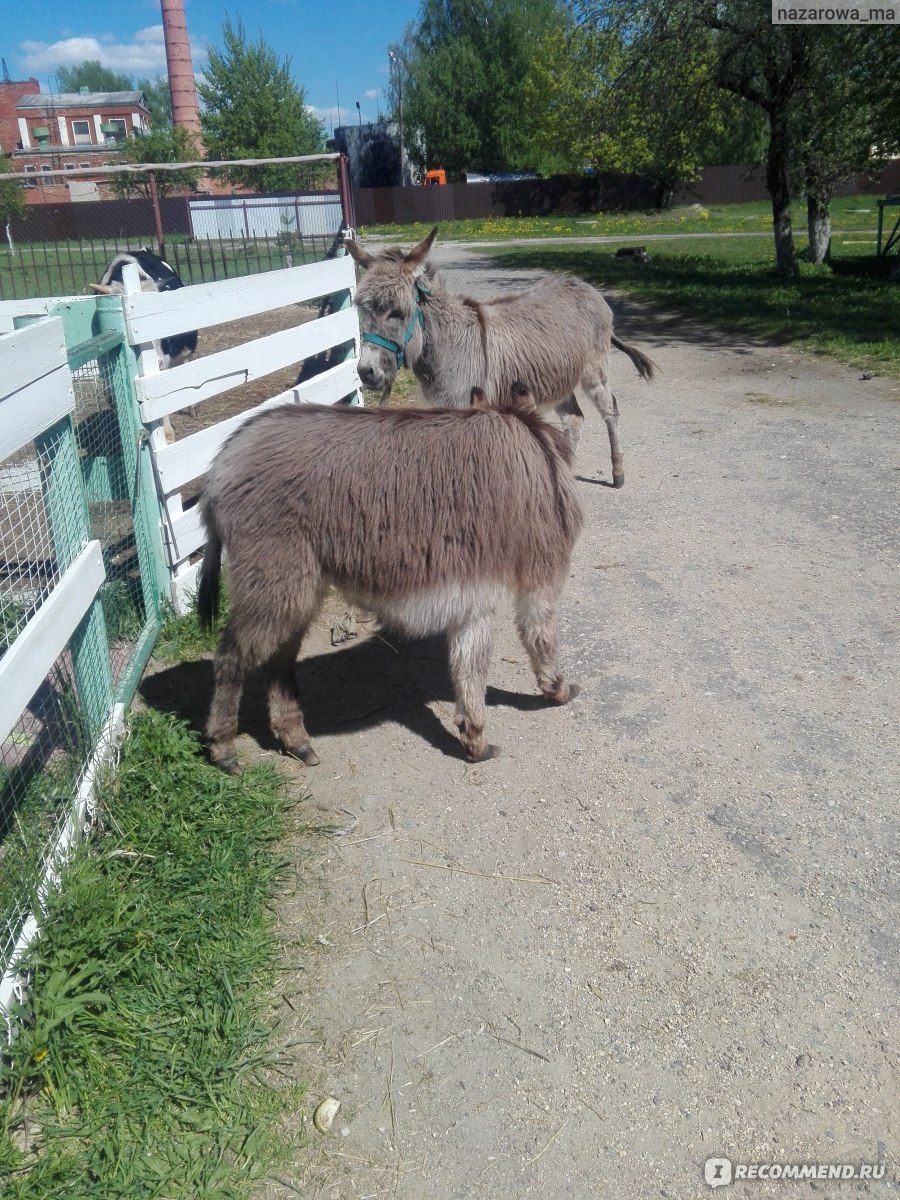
0;251;363;1032
0;318;124;1032
117;251;361;608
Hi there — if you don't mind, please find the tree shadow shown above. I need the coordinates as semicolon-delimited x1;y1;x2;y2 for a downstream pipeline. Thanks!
139;632;553;764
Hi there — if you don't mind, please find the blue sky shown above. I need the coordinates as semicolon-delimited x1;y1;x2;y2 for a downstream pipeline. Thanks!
8;0;421;133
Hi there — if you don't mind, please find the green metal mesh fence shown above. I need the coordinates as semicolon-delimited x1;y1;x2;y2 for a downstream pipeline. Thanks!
0;326;161;1004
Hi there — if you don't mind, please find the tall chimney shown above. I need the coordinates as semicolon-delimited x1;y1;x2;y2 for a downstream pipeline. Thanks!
160;0;202;138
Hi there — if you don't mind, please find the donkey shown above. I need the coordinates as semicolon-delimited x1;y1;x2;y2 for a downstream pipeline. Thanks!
346;227;656;488
197;384;584;773
91;249;199;443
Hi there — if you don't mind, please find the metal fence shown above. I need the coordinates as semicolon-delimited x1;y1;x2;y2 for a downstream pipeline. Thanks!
1;154;354;302
0;312;166;1029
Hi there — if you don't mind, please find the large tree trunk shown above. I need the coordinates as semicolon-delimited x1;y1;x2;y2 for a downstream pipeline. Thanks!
806;192;831;263
766;108;797;277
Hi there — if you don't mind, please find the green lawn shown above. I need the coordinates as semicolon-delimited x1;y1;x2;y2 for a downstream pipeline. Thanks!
488;235;899;378
360;194;887;243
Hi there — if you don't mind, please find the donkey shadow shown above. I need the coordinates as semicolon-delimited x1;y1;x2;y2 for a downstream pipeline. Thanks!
139;632;551;763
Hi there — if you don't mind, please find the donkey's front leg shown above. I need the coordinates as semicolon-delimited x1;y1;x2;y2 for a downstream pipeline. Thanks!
266;630;321;766
554;392;585;454
448;610;500;761
515;590;579;706
207;624;246;774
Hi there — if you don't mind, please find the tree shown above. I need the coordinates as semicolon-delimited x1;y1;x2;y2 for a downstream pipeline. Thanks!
574;0;897;275
110;126;203;199
0;155;27;256
56;61;134;94
399;0;565;179
198;15;326;192
792;25;898;261
525;15;734;200
136;76;173;128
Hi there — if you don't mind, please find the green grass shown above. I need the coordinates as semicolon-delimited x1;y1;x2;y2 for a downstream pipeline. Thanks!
0;706;304;1198
488;235;900;379
359;194;887;244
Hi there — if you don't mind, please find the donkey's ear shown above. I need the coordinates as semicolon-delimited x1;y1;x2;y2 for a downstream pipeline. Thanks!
506;381;537;415
345;238;373;269
470;387;490;411
405;226;438;270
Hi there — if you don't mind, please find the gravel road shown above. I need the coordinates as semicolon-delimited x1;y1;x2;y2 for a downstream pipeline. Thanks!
261;242;899;1199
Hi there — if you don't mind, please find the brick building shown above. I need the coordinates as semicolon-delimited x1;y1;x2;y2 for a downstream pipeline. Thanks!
0;78;152;203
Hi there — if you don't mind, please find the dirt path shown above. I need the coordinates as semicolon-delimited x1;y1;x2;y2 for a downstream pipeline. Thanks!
238;245;899;1199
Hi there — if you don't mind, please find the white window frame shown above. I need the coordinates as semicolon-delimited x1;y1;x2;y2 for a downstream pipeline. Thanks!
72;119;92;146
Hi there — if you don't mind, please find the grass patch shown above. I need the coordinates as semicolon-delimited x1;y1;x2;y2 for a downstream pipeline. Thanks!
488;236;900;379
360;194;885;244
0;706;303;1198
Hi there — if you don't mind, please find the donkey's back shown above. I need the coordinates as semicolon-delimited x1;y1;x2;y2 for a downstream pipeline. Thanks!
199;393;584;771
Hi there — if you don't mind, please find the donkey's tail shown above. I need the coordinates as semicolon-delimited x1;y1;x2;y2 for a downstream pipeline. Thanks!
197;508;223;632
612;334;657;382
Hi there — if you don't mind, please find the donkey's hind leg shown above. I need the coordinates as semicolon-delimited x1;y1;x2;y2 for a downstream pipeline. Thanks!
554;393;585;454
582;363;624;488
448;609;500;762
207;623;246;775
266;629;321;766
515;588;579;706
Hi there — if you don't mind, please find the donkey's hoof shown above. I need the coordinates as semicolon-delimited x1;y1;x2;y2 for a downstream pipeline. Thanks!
566;683;581;702
212;754;241;776
613;473;625;489
287;741;321;767
468;743;501;762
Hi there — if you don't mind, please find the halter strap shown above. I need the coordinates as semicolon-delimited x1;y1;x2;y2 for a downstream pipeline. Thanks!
362;280;431;369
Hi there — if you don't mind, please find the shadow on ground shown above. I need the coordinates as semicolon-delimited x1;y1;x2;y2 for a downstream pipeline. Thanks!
139;632;552;766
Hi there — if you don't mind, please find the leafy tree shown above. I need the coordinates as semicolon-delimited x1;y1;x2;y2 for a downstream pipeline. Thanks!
136;76;173;127
198;15;326;192
1;155;27;256
110;126;203;199
525;16;733;200
56;61;134;94
399;0;565;179
574;0;897;274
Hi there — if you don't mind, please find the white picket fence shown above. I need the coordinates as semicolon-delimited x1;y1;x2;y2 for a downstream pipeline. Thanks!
118;252;361;608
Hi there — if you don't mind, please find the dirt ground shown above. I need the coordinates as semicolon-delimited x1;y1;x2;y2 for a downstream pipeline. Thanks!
139;243;899;1199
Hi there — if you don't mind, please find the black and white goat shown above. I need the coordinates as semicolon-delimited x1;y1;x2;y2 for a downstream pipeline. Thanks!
92;249;199;442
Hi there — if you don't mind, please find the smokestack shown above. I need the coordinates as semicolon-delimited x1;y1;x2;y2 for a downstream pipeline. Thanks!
160;0;202;138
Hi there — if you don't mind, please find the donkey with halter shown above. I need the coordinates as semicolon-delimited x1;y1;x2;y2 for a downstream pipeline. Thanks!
347;227;656;489
198;384;583;773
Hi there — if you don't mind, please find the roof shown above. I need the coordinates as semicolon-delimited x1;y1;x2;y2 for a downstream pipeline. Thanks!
16;91;148;110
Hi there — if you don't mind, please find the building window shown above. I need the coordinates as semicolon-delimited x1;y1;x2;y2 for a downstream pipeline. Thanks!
41;164;54;172
103;118;127;143
72;119;92;145
64;163;76;170
23;165;37;187
79;161;91;169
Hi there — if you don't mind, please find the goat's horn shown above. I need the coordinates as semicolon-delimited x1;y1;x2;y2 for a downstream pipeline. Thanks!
90;283;114;294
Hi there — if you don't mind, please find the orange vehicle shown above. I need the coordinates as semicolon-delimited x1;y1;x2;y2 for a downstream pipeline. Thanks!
423;168;447;186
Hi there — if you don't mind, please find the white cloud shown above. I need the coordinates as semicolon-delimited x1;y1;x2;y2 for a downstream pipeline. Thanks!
308;105;356;125
363;88;380;100
20;26;206;76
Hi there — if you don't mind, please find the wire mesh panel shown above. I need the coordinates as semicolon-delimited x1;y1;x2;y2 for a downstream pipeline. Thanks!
70;343;155;693
0;314;163;1026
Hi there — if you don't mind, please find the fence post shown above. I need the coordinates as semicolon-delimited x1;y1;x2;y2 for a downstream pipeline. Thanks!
93;294;171;611
338;154;356;231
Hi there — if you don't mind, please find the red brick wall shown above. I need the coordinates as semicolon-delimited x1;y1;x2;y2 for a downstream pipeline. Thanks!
0;79;40;156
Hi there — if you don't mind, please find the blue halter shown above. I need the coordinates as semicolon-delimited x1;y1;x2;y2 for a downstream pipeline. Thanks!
362;280;431;369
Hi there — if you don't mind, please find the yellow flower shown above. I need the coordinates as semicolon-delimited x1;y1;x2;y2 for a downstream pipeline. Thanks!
33;1048;48;1063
